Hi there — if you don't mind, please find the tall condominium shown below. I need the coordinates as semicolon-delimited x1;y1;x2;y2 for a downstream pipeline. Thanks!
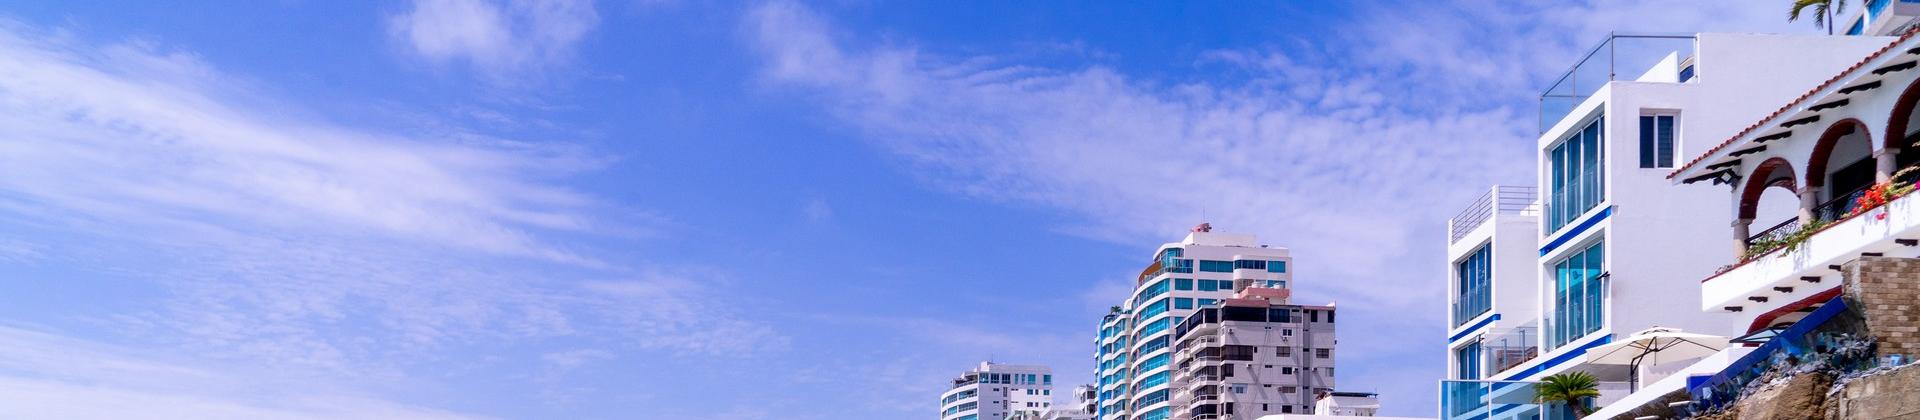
1169;286;1336;419
1094;224;1297;420
1439;31;1894;420
942;362;1055;420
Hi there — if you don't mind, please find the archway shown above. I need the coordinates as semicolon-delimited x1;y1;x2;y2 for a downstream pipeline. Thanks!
1738;158;1801;248
1806;119;1875;221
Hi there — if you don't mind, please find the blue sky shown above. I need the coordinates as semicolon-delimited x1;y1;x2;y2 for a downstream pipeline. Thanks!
0;1;1823;419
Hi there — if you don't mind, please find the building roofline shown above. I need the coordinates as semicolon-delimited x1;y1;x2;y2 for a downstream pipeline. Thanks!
1670;29;1920;179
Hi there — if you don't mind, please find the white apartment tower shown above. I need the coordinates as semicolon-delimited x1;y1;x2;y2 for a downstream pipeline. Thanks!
1095;225;1300;420
943;362;1056;420
1169;287;1337;419
1440;32;1894;420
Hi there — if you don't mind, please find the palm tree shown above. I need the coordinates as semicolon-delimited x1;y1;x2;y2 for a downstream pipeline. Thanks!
1535;371;1602;418
1790;0;1851;35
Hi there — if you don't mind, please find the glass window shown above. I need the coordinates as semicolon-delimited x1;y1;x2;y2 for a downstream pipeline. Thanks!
1174;298;1194;309
1135;279;1169;306
1548;117;1606;232
1138;298;1170;319
1199;260;1234;272
1174;278;1193;290
1198;279;1217;292
1233;260;1266;270
1268;260;1287;273
1456;342;1482;380
1197;298;1216;307
1552;241;1605;348
1454;245;1492;326
1639;114;1676;168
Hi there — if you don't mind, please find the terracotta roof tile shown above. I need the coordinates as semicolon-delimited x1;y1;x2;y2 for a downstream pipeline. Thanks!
1669;28;1920;179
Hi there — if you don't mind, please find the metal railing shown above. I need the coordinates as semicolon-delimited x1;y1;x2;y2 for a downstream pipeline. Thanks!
1814;185;1870;222
1540;33;1697;133
1747;216;1801;245
1449;186;1540;243
1452;286;1492;327
1483;323;1540;376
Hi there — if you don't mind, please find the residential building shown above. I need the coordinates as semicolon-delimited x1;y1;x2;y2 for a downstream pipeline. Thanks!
1022;385;1098;420
1168;287;1337;419
1440;31;1895;420
1671;22;1920;346
1312;392;1379;417
1095;224;1296;420
944;362;1056;420
1252;392;1433;420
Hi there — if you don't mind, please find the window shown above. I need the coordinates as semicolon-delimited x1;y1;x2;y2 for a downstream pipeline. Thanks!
1136;279;1169;305
1233;260;1266;270
1174;298;1194;309
1549;117;1606;232
1457;342;1482;380
1639;113;1676;168
1315;349;1330;358
1282;329;1293;337
1197;298;1217;307
1198;279;1216;292
1268;260;1288;273
1277;347;1292;357
1168;259;1194;273
1199;260;1234;272
1174;278;1194;290
1551;241;1606;348
1454;245;1492;327
1232;383;1248;394
1138;298;1170;319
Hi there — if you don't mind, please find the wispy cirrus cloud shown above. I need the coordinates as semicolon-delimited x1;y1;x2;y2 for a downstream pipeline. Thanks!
388;0;599;85
0;17;776;416
0;325;481;420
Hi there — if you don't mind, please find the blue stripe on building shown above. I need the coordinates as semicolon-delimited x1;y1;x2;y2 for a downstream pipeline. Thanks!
1540;206;1611;257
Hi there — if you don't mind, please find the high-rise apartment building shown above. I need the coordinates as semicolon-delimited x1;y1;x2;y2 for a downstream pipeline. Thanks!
1169;286;1337;419
1094;225;1299;420
943;362;1056;420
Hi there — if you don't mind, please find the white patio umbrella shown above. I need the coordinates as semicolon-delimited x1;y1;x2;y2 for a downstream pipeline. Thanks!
1585;327;1730;392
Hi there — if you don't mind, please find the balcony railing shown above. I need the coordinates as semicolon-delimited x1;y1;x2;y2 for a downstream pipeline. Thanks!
1814;185;1870;223
1747;217;1800;246
1540;33;1697;133
1449;185;1539;244
1452;287;1492;327
1482;323;1539;376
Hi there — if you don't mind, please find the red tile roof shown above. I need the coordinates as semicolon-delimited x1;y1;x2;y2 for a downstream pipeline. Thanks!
1669;28;1920;179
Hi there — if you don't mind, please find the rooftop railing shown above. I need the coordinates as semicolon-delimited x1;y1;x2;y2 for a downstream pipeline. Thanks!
1540;33;1697;133
1448;186;1539;244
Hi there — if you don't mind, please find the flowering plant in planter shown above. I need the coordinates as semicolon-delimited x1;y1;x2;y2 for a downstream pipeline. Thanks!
1848;167;1920;220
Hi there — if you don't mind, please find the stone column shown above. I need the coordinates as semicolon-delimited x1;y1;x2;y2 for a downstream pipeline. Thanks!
1800;186;1822;224
1876;147;1901;183
1841;256;1920;359
1733;218;1753;257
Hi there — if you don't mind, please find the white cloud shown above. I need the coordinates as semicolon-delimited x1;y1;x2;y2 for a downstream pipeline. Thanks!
0;15;778;402
744;0;1805;414
389;0;599;85
0;325;480;420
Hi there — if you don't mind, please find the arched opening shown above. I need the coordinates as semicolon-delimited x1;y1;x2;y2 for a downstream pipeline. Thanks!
1884;78;1920;172
1738;158;1801;250
1806;119;1876;221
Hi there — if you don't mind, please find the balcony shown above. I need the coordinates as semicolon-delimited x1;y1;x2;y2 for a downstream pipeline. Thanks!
1443;379;1633;420
1448;185;1538;244
1704;188;1920;314
1451;286;1492;328
1481;322;1540;376
1539;33;1696;133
